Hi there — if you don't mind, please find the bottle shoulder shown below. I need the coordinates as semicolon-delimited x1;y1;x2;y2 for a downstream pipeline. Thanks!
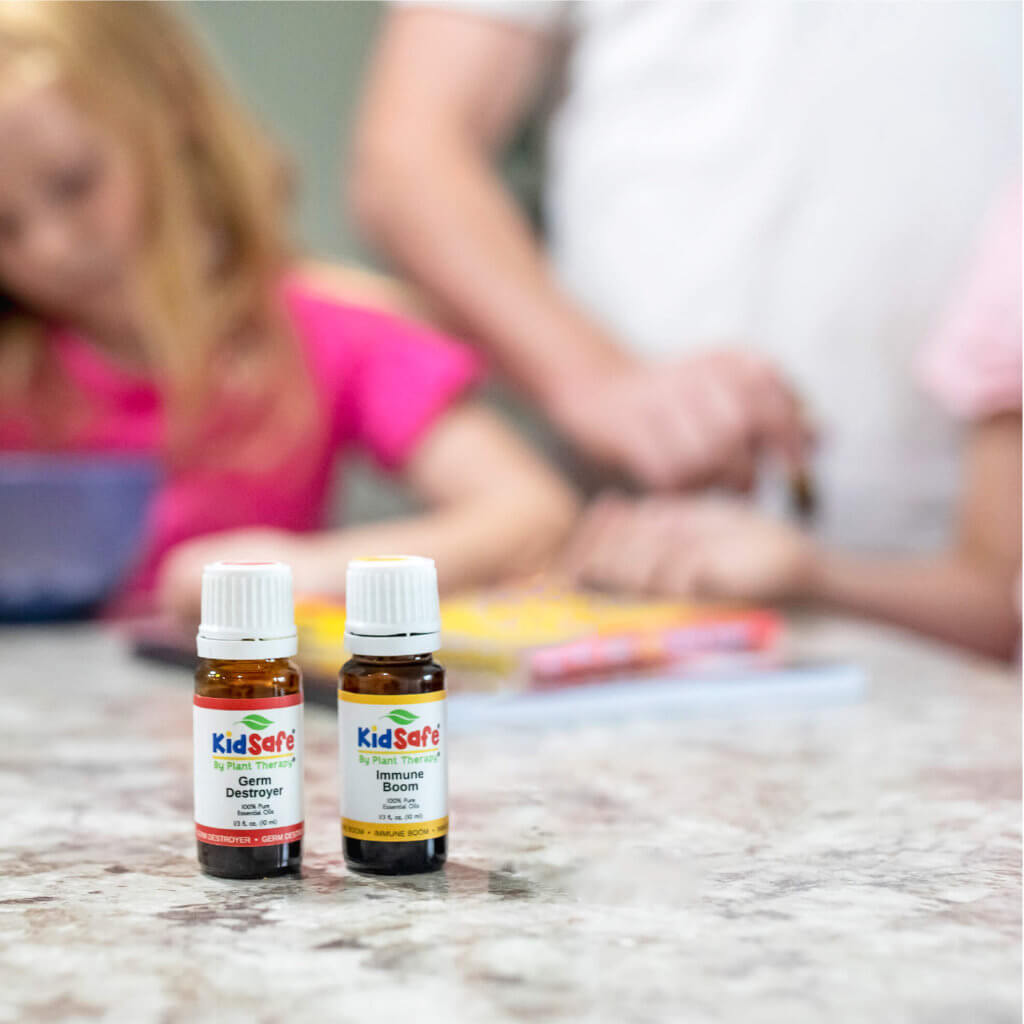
195;657;302;699
340;655;445;695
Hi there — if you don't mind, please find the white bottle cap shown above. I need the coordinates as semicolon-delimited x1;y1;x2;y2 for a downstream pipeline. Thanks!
197;561;298;659
344;555;441;656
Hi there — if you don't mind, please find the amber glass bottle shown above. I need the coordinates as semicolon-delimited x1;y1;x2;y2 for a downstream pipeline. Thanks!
193;563;304;879
339;557;448;875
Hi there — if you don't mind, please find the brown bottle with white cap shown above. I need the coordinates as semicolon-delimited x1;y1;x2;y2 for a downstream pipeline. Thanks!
339;556;447;875
193;561;304;878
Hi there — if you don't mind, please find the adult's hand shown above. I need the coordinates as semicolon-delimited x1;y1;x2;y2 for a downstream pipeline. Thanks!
548;350;813;492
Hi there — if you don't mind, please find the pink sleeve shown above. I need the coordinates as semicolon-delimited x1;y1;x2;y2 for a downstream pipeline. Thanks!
917;184;1023;420
341;306;484;470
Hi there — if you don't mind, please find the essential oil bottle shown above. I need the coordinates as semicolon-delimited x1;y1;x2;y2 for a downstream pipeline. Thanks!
339;556;448;875
193;561;304;879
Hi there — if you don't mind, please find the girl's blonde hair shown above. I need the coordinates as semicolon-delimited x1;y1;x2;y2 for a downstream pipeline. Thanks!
0;1;308;462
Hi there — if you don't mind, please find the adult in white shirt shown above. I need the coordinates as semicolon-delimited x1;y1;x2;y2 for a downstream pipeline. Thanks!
350;1;1020;550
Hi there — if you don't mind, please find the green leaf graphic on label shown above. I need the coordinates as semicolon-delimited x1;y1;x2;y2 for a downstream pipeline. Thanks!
236;714;274;731
383;709;420;726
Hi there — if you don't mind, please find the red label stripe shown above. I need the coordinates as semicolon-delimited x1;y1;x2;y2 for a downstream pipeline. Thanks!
193;694;303;710
195;823;304;847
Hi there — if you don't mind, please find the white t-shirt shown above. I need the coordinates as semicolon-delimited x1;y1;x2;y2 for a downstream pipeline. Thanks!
411;1;1022;549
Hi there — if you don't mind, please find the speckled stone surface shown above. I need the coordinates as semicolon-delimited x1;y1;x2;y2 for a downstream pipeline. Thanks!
0;621;1018;1024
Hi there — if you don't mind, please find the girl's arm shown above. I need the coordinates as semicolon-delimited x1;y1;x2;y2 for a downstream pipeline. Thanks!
292;260;578;588
303;400;579;593
805;413;1021;659
157;401;578;616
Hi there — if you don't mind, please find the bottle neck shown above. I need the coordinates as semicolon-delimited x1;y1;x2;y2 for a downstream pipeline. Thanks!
200;657;296;669
349;652;434;667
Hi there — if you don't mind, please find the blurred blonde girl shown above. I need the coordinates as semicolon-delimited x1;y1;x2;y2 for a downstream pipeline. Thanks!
0;2;577;616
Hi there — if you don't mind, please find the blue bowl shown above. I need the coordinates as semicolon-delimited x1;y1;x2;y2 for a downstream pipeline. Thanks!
0;456;160;620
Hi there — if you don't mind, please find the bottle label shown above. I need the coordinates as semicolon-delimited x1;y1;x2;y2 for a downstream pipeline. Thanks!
338;690;448;842
193;694;304;847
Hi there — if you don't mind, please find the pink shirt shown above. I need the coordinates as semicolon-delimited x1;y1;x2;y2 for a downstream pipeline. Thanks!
918;185;1022;420
0;279;482;596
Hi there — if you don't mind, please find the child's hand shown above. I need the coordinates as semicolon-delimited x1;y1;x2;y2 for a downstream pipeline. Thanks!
563;494;819;603
157;528;319;621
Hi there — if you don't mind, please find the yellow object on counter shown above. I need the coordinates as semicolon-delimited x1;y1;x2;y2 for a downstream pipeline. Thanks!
297;587;781;689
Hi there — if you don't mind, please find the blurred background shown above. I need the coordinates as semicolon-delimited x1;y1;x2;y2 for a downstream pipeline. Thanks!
0;0;1019;667
188;1;541;267
189;2;381;265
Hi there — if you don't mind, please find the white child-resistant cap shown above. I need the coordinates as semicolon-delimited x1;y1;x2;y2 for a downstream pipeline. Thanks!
197;561;298;659
344;555;441;656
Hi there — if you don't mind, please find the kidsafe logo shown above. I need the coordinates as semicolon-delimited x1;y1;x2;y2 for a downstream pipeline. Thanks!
358;709;440;751
211;715;296;756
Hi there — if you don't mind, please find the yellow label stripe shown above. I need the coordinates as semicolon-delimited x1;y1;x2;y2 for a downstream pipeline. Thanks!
338;690;446;705
342;816;448;842
357;747;439;755
211;753;295;761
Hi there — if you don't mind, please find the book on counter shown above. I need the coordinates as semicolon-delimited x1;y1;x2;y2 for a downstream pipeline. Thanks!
296;586;782;691
131;586;866;720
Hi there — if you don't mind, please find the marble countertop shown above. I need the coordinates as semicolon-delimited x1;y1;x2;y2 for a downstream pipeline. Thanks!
0;620;1019;1024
